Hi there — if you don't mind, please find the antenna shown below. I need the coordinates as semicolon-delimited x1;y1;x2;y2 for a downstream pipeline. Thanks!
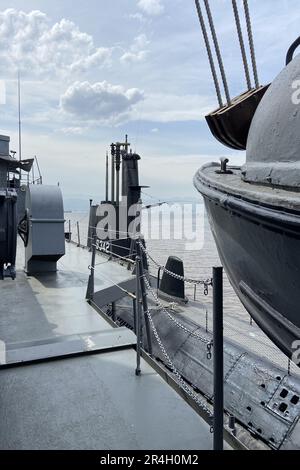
105;151;109;202
18;71;22;162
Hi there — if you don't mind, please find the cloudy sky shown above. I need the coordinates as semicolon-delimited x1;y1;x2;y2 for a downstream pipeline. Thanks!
0;0;299;208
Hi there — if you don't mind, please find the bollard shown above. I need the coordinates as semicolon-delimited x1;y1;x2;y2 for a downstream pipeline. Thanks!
135;256;141;376
213;266;224;451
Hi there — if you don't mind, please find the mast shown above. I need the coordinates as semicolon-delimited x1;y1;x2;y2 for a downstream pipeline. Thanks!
105;151;109;202
18;71;22;162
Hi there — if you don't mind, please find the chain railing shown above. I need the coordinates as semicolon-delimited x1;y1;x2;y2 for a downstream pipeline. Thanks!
144;302;214;419
137;239;213;295
143;273;213;351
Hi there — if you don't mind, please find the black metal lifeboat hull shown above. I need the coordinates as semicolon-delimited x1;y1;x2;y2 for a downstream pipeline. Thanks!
194;164;300;361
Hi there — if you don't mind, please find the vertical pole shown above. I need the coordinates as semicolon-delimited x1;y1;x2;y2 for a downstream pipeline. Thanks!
137;240;153;356
18;72;21;161
77;221;81;247
18;70;22;188
88;199;93;252
115;144;121;206
132;298;137;334
111;145;115;203
135;255;141;376
86;234;97;300
213;266;224;451
105;152;109;202
68;219;71;243
111;302;116;322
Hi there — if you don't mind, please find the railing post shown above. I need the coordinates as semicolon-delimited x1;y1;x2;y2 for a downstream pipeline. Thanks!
157;266;162;294
77;221;81;247
111;301;116;322
213;266;224;450
135;255;142;376
136;239;153;356
68;219;71;243
86;234;97;300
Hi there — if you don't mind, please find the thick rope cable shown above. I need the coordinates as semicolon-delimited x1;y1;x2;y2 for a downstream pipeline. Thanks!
195;0;223;107
203;0;231;105
243;0;259;88
232;0;252;90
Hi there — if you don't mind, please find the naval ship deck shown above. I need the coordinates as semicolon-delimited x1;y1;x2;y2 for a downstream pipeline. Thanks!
0;242;213;450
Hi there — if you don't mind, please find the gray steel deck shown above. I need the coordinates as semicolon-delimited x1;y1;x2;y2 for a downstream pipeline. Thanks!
0;241;213;450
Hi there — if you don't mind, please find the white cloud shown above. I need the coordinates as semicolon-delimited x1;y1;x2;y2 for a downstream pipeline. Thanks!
57;127;88;136
137;0;164;16
120;34;150;64
133;93;214;123
128;13;147;23
0;9;112;78
60;80;144;124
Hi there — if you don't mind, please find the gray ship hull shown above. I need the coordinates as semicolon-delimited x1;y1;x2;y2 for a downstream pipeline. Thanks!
194;163;300;360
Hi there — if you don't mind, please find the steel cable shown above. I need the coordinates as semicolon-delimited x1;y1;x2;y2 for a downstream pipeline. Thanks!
203;0;231;104
195;0;223;107
232;0;252;90
243;0;259;88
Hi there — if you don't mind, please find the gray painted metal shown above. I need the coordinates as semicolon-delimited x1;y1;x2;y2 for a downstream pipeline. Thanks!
113;294;300;449
244;53;300;187
0;134;9;157
194;163;300;358
24;185;65;274
0;327;136;368
0;349;213;450
0;241;213;450
92;277;135;307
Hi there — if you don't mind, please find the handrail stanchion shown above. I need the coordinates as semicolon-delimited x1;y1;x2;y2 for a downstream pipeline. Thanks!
135;255;142;376
157;266;162;294
85;234;97;300
213;266;224;450
137;239;153;356
111;302;116;322
77;221;81;247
